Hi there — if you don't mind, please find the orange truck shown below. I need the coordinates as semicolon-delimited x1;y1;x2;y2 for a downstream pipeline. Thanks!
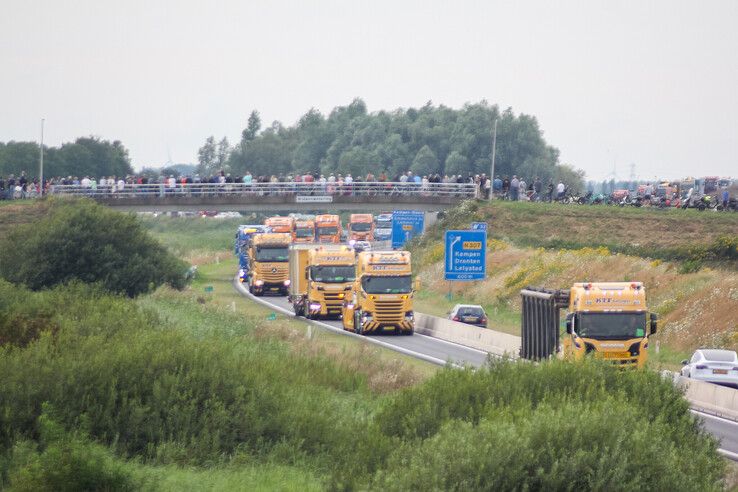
292;219;315;243
348;213;375;241
265;216;295;234
315;214;341;243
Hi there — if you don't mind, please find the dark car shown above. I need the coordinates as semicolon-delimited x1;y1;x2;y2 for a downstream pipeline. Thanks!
448;304;488;328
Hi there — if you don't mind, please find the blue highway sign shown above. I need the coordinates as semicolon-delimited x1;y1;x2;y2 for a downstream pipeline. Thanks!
444;230;486;281
391;210;425;249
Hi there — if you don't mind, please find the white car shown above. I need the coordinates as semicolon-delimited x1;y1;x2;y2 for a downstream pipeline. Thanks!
681;349;738;387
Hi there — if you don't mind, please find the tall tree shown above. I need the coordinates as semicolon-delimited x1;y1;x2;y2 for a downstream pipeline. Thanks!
410;145;440;176
197;136;217;175
216;137;231;170
241;110;261;145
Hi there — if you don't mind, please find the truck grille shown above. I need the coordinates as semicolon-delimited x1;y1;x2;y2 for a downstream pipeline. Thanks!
323;292;344;307
374;300;404;323
259;266;288;283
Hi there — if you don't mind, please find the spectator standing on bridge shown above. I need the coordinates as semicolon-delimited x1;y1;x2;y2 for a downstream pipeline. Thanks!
722;188;730;210
510;175;519;201
117;177;125;194
493;175;502;197
533;177;542;201
556;181;565;200
547;182;554;202
518;178;526;201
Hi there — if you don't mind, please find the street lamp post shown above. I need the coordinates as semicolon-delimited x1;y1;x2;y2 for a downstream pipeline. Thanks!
39;118;44;197
489;117;498;201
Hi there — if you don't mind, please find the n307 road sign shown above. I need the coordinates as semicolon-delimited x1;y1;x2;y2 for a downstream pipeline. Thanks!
444;230;486;281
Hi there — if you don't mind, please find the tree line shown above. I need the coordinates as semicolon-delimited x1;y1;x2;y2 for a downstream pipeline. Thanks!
0;137;133;179
198;99;584;188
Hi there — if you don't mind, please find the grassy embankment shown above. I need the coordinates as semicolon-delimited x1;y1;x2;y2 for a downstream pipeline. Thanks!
411;200;738;366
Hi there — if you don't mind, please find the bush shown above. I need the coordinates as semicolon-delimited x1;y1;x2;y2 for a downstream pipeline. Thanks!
371;400;724;491
5;407;136;491
0;198;188;297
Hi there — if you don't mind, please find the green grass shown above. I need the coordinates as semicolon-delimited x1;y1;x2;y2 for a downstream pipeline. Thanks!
140;216;245;256
419;199;738;266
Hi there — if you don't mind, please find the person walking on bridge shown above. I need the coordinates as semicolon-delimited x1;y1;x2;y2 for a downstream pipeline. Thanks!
510;175;519;201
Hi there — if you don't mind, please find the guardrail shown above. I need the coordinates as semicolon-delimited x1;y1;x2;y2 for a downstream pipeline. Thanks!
415;312;522;358
48;182;478;199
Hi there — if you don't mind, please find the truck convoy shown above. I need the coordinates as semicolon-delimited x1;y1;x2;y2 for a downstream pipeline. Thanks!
342;251;415;335
347;214;375;241
292;219;315;243
520;282;657;368
315;214;342;243
245;233;292;295
288;245;355;319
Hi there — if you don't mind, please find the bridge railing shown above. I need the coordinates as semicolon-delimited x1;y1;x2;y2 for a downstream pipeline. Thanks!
49;182;478;199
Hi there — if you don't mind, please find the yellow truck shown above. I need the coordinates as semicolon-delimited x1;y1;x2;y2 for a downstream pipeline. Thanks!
288;244;355;319
342;251;414;335
520;282;658;368
247;233;292;296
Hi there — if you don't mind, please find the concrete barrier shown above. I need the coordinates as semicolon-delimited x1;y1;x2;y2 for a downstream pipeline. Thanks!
677;376;738;421
415;312;521;358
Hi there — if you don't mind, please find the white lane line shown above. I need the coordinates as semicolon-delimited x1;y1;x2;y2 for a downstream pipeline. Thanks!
690;409;738;426
413;332;490;356
233;277;462;368
689;409;738;462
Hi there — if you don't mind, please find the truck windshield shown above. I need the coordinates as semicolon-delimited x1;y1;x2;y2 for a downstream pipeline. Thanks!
361;275;412;294
310;265;355;283
577;312;647;339
351;222;372;232
317;227;338;236
295;228;314;238
255;246;289;262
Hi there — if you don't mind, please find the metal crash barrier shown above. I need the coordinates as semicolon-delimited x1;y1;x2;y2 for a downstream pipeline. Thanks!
519;287;569;360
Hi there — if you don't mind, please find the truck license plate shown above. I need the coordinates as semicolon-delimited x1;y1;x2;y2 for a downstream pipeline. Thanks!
713;369;728;375
602;352;630;359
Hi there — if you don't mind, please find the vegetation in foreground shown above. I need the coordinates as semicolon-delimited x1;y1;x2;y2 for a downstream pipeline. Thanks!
0;276;727;490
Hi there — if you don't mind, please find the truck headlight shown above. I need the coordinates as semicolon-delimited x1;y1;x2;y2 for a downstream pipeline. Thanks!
283;280;291;286
404;311;414;320
254;280;264;287
338;293;345;299
362;312;373;321
309;303;322;311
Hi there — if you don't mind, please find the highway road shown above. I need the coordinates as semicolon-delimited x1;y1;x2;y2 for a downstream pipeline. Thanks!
233;278;738;460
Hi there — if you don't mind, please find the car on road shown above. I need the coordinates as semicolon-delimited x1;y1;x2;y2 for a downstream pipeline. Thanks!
448;304;488;328
350;240;372;254
681;349;738;387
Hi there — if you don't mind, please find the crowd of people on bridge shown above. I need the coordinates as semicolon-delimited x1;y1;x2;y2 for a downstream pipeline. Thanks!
0;168;576;202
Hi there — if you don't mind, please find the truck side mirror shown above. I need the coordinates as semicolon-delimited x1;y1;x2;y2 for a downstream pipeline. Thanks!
413;279;421;291
680;359;688;365
649;313;658;335
565;313;574;334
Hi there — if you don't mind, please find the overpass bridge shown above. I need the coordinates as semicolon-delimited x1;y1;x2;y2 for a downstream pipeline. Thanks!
50;182;477;213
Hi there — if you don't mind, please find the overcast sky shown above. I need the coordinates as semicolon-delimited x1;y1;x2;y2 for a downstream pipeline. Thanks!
2;0;736;180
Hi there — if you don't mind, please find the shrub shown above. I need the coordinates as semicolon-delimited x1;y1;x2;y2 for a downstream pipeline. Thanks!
5;407;136;491
0;198;188;297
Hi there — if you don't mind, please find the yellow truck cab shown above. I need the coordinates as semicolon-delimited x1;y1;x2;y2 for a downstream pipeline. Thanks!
342;251;414;335
288;245;355;319
247;233;291;295
348;213;375;241
562;282;657;368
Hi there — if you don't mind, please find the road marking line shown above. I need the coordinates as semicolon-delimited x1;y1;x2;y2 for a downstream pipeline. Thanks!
690;409;738;426
233;277;463;368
